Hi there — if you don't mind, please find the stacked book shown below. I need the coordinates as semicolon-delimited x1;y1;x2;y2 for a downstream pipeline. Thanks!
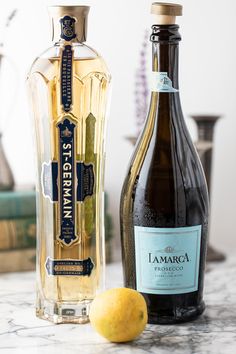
0;190;36;273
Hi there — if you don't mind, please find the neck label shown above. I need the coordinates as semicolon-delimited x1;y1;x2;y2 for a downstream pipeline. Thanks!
152;72;178;92
61;45;73;112
60;15;76;41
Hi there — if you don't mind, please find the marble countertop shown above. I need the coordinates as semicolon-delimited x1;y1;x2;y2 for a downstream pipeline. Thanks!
0;256;235;354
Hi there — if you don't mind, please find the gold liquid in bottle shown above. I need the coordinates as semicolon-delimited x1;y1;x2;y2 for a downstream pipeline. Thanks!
28;6;111;324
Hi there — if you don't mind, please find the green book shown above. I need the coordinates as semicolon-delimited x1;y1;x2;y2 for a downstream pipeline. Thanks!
0;216;36;250
0;190;36;219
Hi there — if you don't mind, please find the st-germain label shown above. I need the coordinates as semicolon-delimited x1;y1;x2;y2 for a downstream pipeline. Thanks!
58;118;77;245
134;225;202;295
41;117;95;247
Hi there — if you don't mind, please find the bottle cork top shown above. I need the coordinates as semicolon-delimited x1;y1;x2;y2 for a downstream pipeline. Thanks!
49;5;90;42
151;2;183;24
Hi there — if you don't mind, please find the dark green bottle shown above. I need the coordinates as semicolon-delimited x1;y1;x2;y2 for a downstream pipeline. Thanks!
120;3;209;324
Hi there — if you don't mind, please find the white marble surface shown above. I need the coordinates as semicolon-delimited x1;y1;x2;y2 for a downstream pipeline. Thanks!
0;257;236;354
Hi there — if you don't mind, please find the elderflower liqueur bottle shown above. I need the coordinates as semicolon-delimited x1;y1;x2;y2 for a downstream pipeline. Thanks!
120;3;209;324
28;6;111;324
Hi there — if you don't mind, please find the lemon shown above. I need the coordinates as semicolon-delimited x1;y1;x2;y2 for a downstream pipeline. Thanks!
89;287;147;342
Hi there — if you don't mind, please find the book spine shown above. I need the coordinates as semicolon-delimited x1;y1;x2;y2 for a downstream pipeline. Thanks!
0;248;36;273
0;217;36;250
0;192;36;219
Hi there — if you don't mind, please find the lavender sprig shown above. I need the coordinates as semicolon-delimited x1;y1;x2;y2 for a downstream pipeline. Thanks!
6;9;17;28
134;29;149;138
0;9;17;47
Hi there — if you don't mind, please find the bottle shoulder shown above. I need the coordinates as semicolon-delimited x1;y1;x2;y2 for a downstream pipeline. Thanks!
124;93;208;192
28;42;111;80
121;113;209;228
38;42;99;60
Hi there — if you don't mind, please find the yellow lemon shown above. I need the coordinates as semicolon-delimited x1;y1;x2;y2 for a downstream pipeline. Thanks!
89;287;147;342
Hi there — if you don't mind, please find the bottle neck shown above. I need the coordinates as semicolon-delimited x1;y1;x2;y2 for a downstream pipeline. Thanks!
148;25;186;142
54;36;81;45
151;25;181;91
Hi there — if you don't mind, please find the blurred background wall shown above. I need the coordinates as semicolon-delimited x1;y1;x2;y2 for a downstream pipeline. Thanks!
1;0;235;260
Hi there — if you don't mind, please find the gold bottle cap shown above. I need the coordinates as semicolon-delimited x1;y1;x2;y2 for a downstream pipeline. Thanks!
151;2;182;24
49;5;90;42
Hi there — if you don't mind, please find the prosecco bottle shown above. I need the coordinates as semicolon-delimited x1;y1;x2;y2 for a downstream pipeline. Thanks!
120;3;209;324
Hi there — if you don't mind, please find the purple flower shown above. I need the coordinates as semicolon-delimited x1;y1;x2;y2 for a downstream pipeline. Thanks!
134;29;149;137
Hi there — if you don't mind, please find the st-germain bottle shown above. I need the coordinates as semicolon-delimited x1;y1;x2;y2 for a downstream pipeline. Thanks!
120;3;209;324
27;6;111;324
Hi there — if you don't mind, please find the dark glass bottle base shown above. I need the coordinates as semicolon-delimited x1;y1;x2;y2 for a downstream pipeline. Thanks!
148;301;205;324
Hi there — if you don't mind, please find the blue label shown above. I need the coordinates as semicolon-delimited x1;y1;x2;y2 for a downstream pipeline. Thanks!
58;118;76;246
60;15;76;41
152;72;178;93
45;257;94;276
61;45;73;112
41;117;95;247
77;163;94;202
134;225;202;295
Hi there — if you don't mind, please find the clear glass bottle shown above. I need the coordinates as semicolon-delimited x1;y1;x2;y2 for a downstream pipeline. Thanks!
120;3;209;324
27;5;111;324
